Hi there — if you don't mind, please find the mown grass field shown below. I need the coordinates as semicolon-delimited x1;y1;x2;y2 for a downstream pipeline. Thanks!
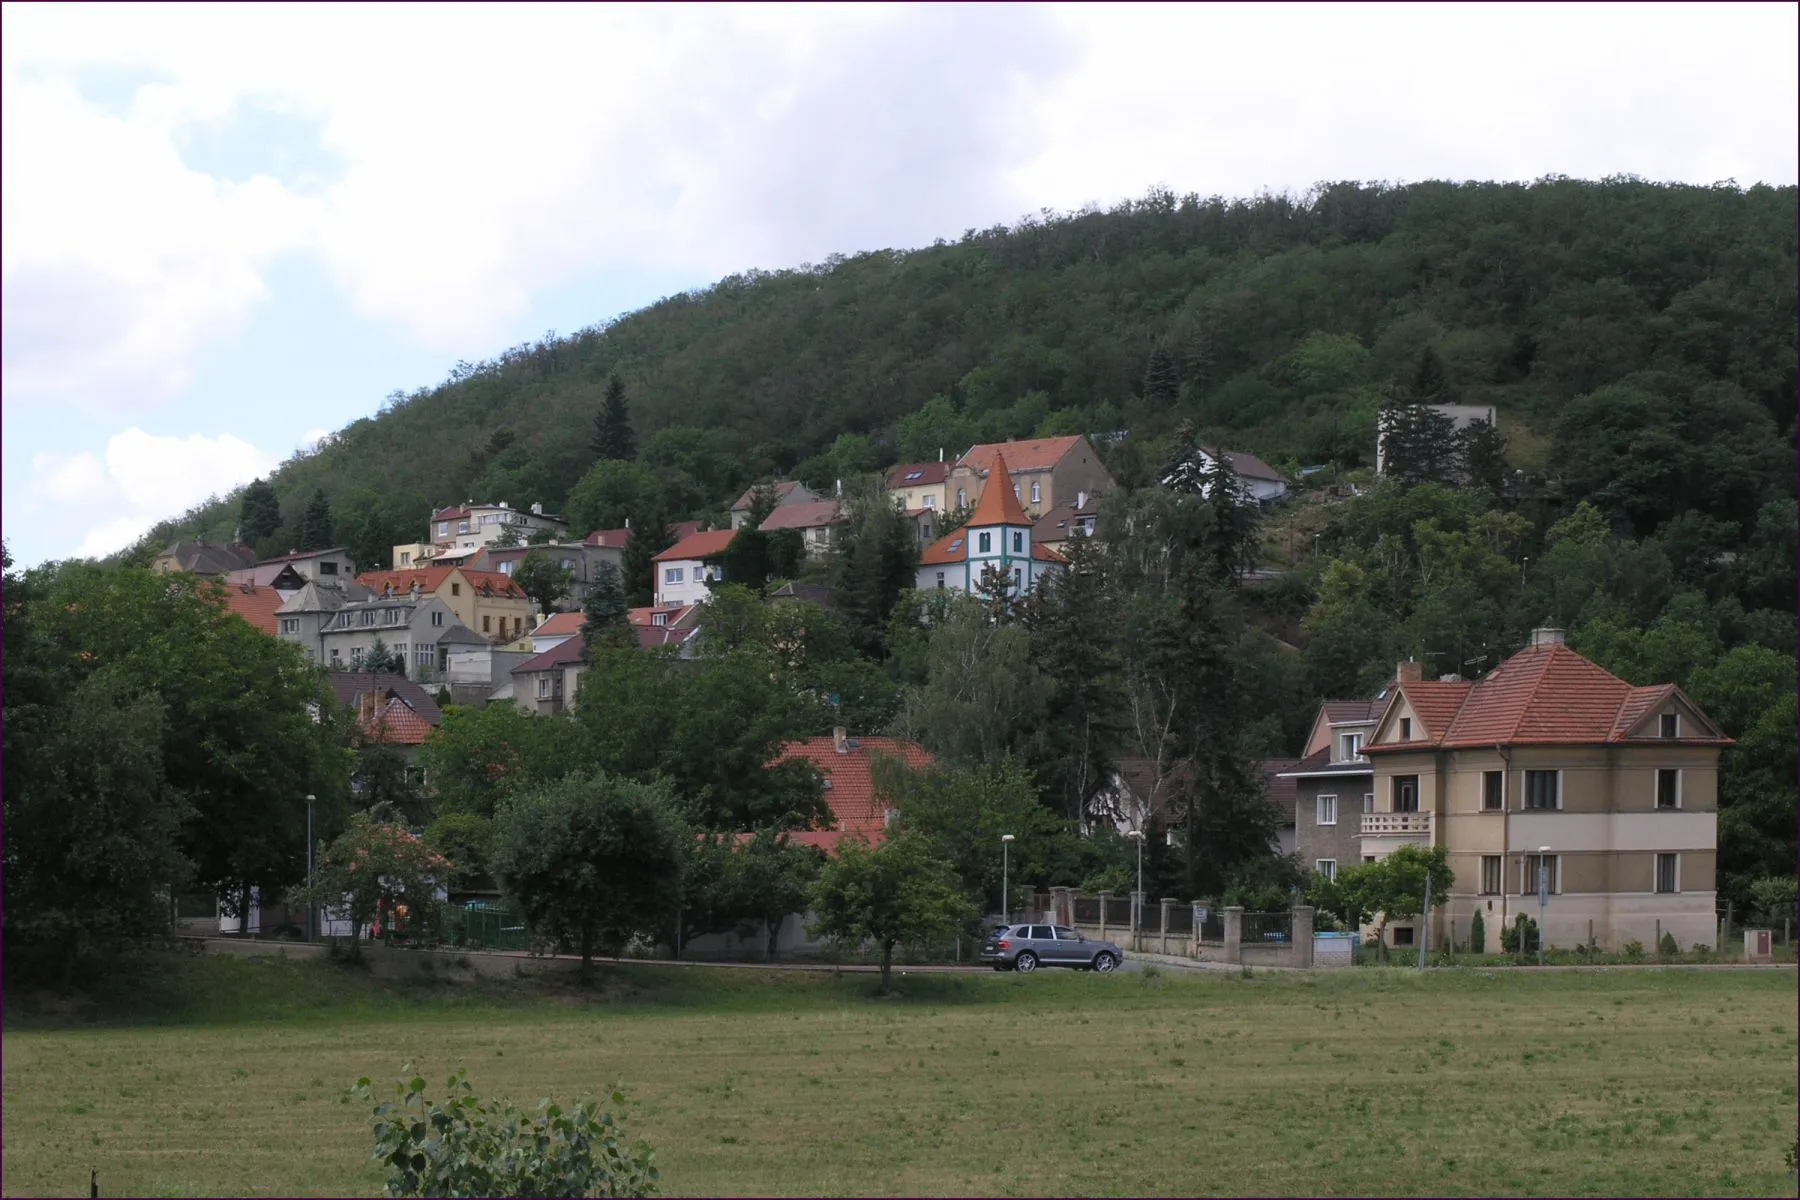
4;954;1797;1197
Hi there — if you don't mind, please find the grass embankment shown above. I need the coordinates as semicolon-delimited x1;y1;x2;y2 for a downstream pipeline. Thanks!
5;954;1796;1197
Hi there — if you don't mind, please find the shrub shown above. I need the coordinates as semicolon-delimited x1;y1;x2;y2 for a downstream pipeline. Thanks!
1623;940;1645;960
1500;914;1539;955
1748;876;1798;928
1658;931;1679;958
352;1066;657;1198
1469;910;1486;955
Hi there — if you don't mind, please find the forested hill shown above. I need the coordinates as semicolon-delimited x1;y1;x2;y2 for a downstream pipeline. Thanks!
137;176;1796;563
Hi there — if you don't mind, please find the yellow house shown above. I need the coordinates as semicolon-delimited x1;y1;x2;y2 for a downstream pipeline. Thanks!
1361;629;1732;954
354;566;537;645
885;460;952;515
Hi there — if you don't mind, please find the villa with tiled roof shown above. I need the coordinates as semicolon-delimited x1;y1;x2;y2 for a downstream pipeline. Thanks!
914;452;1066;598
947;434;1115;519
1352;628;1731;954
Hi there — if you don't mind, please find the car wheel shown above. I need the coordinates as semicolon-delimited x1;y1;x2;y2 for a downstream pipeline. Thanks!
1092;952;1117;973
1014;951;1038;973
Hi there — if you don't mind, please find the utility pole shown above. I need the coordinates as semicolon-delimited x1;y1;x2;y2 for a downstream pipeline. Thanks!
1000;834;1015;925
1418;873;1431;970
1537;846;1550;968
306;794;316;942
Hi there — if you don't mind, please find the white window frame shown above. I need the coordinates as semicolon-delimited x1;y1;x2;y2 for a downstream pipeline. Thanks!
1480;855;1502;895
1362;792;1375;814
1030;481;1041;504
1655;768;1681;810
957;488;967;508
1315;859;1338;882
1522;769;1561;811
1316;794;1338;826
664;567;685;584
1659;713;1680;739
1339;732;1365;762
438;522;449;537
1654;852;1679;894
1520;853;1560;896
458;520;470;535
537;677;551;699
922;494;936;509
935;571;946;589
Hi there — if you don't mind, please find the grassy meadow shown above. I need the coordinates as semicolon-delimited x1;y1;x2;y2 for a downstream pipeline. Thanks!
4;954;1797;1197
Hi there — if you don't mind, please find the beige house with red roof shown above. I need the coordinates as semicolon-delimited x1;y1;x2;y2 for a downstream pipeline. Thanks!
729;480;819;530
1362;629;1731;953
354;566;536;645
916;452;1066;596
653;528;736;606
758;498;847;557
948;435;1114;519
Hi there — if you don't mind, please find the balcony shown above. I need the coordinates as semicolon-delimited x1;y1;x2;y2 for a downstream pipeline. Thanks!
1361;811;1432;837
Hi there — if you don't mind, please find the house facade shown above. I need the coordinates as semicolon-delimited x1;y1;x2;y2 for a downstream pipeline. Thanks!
354;566;536;645
480;540;624;609
916;453;1066;596
949;435;1115;520
227;546;358;593
729;480;820;529
1192;447;1289;505
283;585;462;677
152;540;258;577
886;461;952;516
1031;497;1102;555
1282;689;1392;884
511;639;588;716
396;501;570;567
653;528;735;607
758;499;847;559
1358;630;1729;953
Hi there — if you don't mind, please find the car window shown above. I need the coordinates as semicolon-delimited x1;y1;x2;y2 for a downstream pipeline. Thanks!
1029;926;1051;940
1054;927;1080;940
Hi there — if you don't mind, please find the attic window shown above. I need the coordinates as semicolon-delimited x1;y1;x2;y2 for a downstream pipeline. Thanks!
1659;713;1678;739
1399;717;1412;740
904;470;923;481
948;539;963;553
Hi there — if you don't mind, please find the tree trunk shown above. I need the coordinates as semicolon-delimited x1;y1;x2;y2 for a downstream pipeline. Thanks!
879;942;894;995
580;928;594;986
765;915;780;963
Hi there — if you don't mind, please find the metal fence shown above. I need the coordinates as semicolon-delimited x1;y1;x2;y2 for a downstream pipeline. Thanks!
1139;904;1163;934
1104;897;1133;926
1198;910;1225;942
1073;896;1101;924
461;901;529;951
1241;911;1293;945
1165;906;1193;937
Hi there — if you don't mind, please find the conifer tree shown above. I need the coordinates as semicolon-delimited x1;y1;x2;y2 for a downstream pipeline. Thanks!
238;478;282;545
591;375;636;463
582;561;635;653
622;508;674;608
296;488;334;551
1143;345;1181;410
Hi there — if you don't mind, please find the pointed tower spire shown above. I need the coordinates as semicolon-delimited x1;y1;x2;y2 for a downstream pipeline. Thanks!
966;451;1032;527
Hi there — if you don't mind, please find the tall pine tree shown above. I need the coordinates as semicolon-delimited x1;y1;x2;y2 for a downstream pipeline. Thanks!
622;507;675;607
1200;452;1258;585
238;478;282;545
591;375;636;462
1143;345;1181;411
582;561;635;653
295;489;334;551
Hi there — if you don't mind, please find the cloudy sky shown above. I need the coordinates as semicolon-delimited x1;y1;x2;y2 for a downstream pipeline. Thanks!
4;2;1795;566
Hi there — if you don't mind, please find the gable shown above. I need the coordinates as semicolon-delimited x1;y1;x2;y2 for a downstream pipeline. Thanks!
1618;687;1728;742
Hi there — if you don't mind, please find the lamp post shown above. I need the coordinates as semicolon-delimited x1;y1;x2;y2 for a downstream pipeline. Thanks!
306;794;316;942
1000;834;1015;924
1125;829;1145;937
1537;845;1550;967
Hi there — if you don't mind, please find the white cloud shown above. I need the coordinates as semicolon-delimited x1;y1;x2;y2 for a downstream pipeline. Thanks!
30;429;280;560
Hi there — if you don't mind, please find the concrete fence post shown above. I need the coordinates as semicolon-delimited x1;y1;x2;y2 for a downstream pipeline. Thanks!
1159;898;1176;955
1224;906;1245;965
1191;901;1204;959
1292;905;1316;969
1050;886;1074;928
1098;892;1112;942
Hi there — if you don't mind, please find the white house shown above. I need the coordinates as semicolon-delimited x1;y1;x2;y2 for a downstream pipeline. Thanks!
652;528;736;607
915;452;1066;596
1188;447;1289;505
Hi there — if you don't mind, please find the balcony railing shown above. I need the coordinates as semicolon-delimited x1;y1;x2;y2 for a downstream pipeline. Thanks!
1361;811;1432;837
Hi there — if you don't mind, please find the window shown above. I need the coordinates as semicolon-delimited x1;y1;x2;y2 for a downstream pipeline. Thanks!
1316;859;1338;882
394;644;406;661
280;618;299;634
414;644;432;665
652;611;668;626
500;561;514;576
1362;792;1375;814
482;616;492;633
1392;926;1415;947
1013;567;1022;589
1483;770;1503;811
1659;713;1679;739
1031;482;1041;504
514;617;523;634
1393;775;1419;812
1012;531;1024;553
922;494;935;509
1523;770;1559;810
1399;717;1412;740
400;552;412;567
1363;855;1376;864
935;571;946;589
329;648;342;664
664;567;685;584
1521;853;1560;896
360;610;375;627
1339;732;1364;762
1053;926;1079;940
384;608;398;624
319;561;338;576
977;531;992;553
904;470;923;482
957;488;967;508
431;611;444;627
1012;483;1021;500
1655;853;1678;894
537;677;551;699
438;522;449;537
1480;856;1502;895
561;558;575;571
350;647;364;667
451;583;461;596
1316;794;1337;826
458;520;470;535
1656;769;1680;809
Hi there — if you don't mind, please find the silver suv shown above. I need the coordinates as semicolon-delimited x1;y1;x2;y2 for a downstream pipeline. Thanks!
981;924;1123;973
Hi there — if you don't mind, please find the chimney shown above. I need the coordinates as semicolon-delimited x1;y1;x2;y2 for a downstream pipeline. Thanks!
1530;627;1566;648
938;447;944;462
1396;660;1423;683
531;502;543;515
624;518;631;529
835;478;843;498
832;726;848;754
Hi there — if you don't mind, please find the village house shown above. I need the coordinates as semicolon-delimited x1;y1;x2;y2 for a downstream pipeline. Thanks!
916;452;1066;596
653;528;735;606
1280;686;1393;885
227;546;359;594
886;460;952;515
729;480;820;529
511;638;588;716
948;434;1115;519
628;602;702;632
1031;496;1102;556
328;671;444;765
1355;630;1729;953
393;500;570;567
353;566;536;645
480;538;624;609
758;498;848;558
279;580;461;676
151;539;258;578
1191;447;1290;506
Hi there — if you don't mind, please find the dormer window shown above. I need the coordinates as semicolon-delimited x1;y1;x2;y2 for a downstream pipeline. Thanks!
957;488;967;508
1399;717;1412;740
1659;713;1678;739
1339;733;1364;762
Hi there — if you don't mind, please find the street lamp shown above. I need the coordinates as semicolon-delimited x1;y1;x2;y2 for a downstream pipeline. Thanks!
1000;834;1016;924
1125;829;1145;934
306;794;316;942
1537;845;1551;967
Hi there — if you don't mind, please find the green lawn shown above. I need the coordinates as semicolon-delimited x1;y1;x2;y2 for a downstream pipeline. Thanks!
4;954;1797;1197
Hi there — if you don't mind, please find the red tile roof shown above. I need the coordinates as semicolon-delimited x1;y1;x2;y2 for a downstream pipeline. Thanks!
888;461;950;487
636;624;701;650
1259;758;1300;824
365;697;436;746
960;435;1085;474
354;567;526;599
533;611;586;640
917;531;1065;566
654;528;736;562
627;604;698;627
325;674;444;744
966;452;1034;526
215;583;285;636
512;639;588;675
730;480;806;512
1370;643;1732;751
584;527;632;548
758;499;846;532
769;736;933;851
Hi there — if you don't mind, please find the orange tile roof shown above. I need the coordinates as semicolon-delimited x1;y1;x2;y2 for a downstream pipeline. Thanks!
758;499;846;532
887;461;950;487
215;583;285;636
355;566;456;594
364;697;436;746
918;531;970;565
966;452;1034;527
1371;643;1732;751
628;604;699;627
584;527;632;548
533;611;586;639
770;736;934;848
959;435;1084;474
655;528;736;562
460;569;528;597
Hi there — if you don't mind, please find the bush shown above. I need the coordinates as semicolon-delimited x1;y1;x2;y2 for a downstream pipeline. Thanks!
1469;910;1485;955
1623;940;1645;960
1748;876;1799;928
1658;931;1680;958
1500;914;1539;955
353;1066;658;1198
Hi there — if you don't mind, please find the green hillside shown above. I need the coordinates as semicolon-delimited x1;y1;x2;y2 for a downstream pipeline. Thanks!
135;176;1796;564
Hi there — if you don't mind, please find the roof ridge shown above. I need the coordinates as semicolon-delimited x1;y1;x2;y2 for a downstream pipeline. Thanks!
1503;645;1561;743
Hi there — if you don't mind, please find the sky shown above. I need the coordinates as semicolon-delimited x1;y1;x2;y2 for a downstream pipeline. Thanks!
3;2;1796;567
